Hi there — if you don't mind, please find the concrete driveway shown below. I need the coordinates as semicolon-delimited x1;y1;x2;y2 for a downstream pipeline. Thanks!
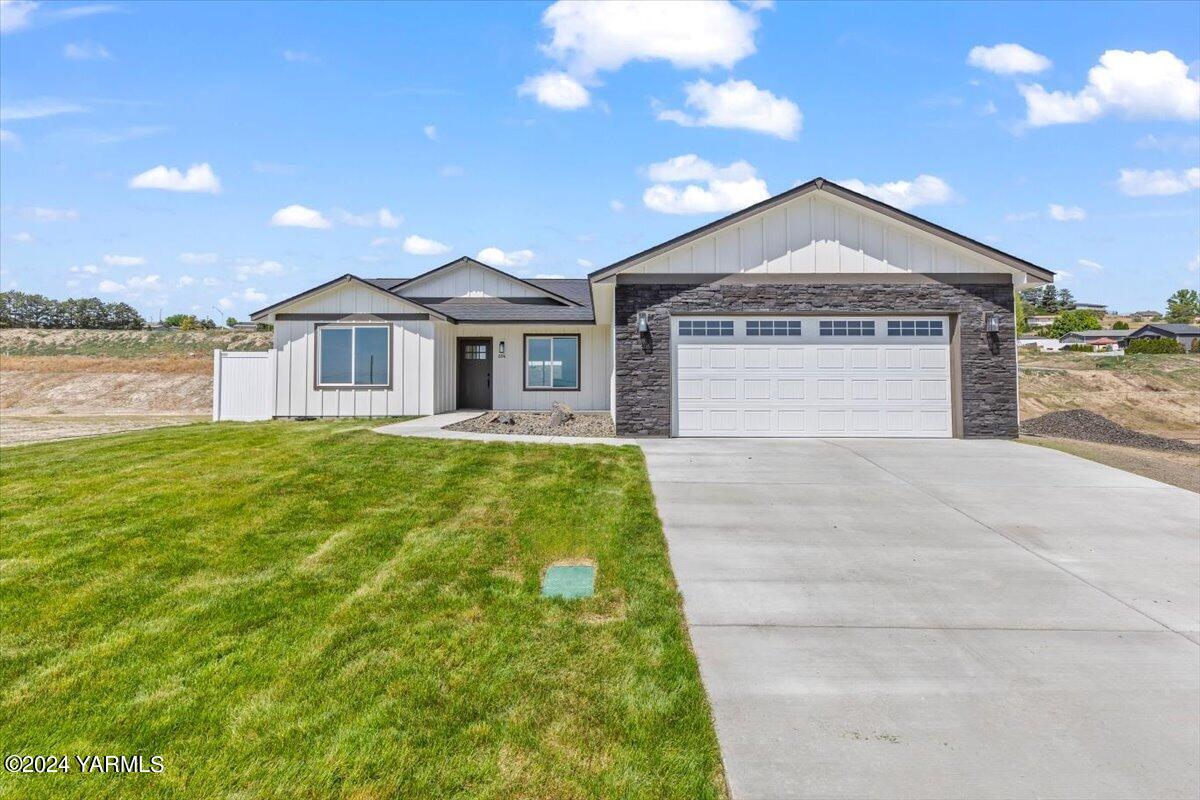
640;438;1200;800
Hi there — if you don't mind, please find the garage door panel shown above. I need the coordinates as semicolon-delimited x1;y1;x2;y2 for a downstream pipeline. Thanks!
674;316;951;438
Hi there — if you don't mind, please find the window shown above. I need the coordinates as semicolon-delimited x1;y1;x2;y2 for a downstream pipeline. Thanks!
525;335;580;390
678;320;733;336
887;320;944;337
463;344;488;359
318;325;389;387
747;320;803;336
819;320;876;337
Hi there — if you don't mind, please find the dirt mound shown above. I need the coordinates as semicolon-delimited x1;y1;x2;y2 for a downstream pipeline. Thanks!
1021;409;1200;454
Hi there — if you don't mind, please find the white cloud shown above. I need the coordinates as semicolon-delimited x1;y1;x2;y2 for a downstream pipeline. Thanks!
1054;269;1075;282
0;97;87;121
281;49;317;63
1048;204;1086;221
69;263;99;274
370;236;397;247
0;0;37;33
218;287;268;310
127;274;162;292
217;297;234;311
103;254;146;267
63;40;110;59
643;156;769;215
477;247;535;268
423;124;437;140
235;259;285;281
24;206;78;222
518;71;591;110
337;207;403;228
1136;134;1200;154
241;288;267;303
9;231;33;242
647;153;756;183
129;163;221;193
177;275;195;287
97;279;123;293
609;199;625;212
270;204;330;229
967;43;1051;75
538;0;762;78
1077;259;1104;271
179;252;218;265
1004;210;1039;222
839;174;957;210
403;234;450;256
979;100;998;116
66;279;79;288
657;78;801;139
1116;167;1200;197
577;258;593;269
0;128;17;145
1020;49;1200;127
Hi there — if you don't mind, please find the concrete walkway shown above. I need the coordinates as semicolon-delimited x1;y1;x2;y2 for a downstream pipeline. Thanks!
373;411;634;446
641;437;1200;800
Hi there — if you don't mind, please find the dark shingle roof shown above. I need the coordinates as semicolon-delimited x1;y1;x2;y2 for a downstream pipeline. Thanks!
364;276;594;324
1137;323;1200;335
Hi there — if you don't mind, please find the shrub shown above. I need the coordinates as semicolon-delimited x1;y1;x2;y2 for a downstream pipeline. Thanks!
1191;338;1200;354
1125;338;1185;354
1112;321;1130;330
1062;344;1094;352
1046;309;1102;338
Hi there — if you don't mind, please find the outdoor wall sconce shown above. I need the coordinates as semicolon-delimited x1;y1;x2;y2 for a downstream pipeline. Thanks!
498;340;506;358
985;313;1001;333
637;312;649;335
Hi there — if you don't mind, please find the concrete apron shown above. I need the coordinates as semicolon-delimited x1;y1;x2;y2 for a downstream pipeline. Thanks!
640;437;1200;800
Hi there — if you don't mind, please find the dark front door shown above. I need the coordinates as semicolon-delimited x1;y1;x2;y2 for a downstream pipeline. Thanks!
457;338;492;409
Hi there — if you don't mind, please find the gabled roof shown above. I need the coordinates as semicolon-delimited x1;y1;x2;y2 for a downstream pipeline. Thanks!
399;256;583;306
589;177;1055;282
1130;322;1200;336
249;274;450;321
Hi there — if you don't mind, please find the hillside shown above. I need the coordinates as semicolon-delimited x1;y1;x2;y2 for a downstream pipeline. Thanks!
0;327;271;357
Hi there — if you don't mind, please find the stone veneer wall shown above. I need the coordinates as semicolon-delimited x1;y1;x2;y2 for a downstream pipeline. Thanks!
613;280;1017;438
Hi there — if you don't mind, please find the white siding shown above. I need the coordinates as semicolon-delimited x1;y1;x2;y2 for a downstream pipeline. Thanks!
626;194;1022;280
272;320;435;417
213;350;273;421
284;280;428;315
399;262;543;298
433;324;611;411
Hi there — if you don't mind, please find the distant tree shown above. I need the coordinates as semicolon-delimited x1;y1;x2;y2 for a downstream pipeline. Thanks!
226;316;239;328
1191;338;1200;353
1019;286;1044;309
163;313;191;328
1047;309;1101;338
1040;285;1061;313
1057;288;1075;310
1165;289;1200;324
1112;321;1130;330
0;291;144;329
1014;290;1030;333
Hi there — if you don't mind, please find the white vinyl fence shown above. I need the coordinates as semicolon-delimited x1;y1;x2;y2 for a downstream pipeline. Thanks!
212;349;275;421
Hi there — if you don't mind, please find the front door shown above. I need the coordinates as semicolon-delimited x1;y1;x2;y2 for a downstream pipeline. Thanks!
457;338;492;409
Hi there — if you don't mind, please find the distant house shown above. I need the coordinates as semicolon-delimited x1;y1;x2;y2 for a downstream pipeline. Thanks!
1027;314;1056;328
1060;329;1132;346
230;321;259;331
1017;335;1065;352
1126;323;1200;350
1074;302;1108;313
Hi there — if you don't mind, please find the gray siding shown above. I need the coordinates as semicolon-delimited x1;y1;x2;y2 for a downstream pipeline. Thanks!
613;280;1017;438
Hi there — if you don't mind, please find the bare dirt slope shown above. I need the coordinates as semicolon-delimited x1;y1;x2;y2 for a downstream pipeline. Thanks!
1018;351;1199;442
0;326;271;357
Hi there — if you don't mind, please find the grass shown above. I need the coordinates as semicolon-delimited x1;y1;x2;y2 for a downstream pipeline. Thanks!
0;421;725;799
0;328;271;358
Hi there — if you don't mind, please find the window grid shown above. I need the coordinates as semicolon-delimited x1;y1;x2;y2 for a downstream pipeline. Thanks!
819;320;876;337
678;320;734;337
887;320;944;337
746;320;803;336
464;344;488;359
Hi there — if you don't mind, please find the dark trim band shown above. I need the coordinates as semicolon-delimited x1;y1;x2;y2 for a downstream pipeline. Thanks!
278;313;430;321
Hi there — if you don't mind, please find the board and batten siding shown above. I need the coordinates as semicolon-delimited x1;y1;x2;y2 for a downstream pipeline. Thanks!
400;262;543;298
625;193;1022;280
433;322;611;412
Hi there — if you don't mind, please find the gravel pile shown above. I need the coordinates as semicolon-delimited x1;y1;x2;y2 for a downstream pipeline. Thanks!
1021;409;1200;454
447;411;616;438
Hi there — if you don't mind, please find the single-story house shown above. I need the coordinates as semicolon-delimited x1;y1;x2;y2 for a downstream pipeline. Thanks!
1125;323;1200;350
242;178;1054;439
1026;314;1057;328
1060;329;1131;346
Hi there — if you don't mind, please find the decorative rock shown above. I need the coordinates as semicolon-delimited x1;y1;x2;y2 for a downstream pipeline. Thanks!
495;411;516;425
549;401;574;427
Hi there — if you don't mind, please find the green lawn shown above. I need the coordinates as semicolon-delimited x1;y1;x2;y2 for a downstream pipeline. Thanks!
0;421;725;799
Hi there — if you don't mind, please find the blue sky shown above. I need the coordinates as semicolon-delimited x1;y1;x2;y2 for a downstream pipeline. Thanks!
1;0;1198;320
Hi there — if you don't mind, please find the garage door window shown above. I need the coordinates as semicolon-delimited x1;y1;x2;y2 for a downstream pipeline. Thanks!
747;320;803;336
819;320;875;336
888;320;944;337
678;320;733;336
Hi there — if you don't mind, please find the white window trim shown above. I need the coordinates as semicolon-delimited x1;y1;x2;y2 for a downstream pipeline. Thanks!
316;324;391;388
524;334;580;391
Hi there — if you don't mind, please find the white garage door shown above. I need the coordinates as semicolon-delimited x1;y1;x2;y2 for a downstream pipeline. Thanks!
673;316;952;438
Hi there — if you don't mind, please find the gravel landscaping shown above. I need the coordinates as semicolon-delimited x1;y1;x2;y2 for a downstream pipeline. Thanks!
1021;409;1200;454
447;408;616;438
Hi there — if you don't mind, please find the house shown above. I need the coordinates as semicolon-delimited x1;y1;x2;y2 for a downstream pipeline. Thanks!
1017;335;1065;352
241;178;1054;438
1074;302;1108;314
1026;314;1057;328
1126;322;1200;350
230;321;259;331
1078;337;1122;353
1059;329;1132;346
